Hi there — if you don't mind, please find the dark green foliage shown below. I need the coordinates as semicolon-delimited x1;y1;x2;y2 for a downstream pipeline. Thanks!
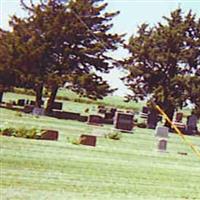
0;127;40;139
2;0;124;111
123;8;200;124
137;122;147;129
105;132;122;140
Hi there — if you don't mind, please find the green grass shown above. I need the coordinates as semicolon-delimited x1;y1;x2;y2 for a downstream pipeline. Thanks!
1;106;200;200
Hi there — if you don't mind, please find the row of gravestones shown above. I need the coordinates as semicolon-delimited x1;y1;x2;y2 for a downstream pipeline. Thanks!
140;106;199;135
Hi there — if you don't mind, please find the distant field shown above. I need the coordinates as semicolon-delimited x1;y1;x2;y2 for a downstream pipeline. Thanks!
12;87;145;110
1;103;200;199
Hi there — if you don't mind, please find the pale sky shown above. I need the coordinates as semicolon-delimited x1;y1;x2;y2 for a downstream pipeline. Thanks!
0;0;200;96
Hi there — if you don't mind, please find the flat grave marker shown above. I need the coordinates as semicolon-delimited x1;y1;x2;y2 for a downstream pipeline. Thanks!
80;135;96;147
40;130;59;141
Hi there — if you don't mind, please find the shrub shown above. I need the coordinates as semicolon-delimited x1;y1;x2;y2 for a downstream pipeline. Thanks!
1;127;40;139
105;132;122;140
137;122;147;128
67;137;81;145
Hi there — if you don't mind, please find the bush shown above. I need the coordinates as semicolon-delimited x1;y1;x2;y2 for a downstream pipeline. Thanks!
105;132;122;140
1;127;40;139
137;122;147;128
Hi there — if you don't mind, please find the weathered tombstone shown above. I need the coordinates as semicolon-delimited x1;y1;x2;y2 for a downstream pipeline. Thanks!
114;112;134;132
17;99;25;106
155;126;169;138
87;115;103;126
147;109;158;129
32;107;45;116
40;130;59;140
175;112;183;123
186;114;198;135
52;102;63;110
80;135;96;146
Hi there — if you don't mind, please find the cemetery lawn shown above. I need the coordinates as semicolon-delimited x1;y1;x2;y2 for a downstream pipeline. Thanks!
1;108;200;199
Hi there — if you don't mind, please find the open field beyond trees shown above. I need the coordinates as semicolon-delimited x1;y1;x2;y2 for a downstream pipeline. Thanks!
1;93;200;200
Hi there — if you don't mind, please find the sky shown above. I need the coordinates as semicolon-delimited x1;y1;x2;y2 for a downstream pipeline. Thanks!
0;0;200;96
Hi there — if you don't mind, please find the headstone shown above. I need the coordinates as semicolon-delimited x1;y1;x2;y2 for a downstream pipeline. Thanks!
157;138;168;152
186;114;198;135
32;107;45;116
155;126;169;138
61;111;80;120
79;115;88;122
140;106;149;118
114;112;134;132
87;115;103;126
17;99;25;106
175;112;183;123
40;130;59;140
80;135;96;146
52;102;63;110
147;110;158;129
142;106;149;114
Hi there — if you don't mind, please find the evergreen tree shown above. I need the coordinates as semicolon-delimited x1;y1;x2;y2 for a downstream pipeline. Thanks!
9;0;124;111
123;9;200;126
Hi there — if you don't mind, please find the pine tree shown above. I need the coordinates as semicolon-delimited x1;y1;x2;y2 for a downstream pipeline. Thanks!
123;9;200;126
8;0;124;111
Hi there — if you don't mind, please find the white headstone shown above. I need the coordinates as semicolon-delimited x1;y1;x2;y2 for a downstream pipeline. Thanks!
155;126;169;138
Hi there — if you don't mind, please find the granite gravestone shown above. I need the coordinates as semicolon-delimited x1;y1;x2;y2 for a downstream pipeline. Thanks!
147;109;158;129
114;112;134;132
80;135;96;146
87;115;103;126
186;114;198;135
40;130;59;140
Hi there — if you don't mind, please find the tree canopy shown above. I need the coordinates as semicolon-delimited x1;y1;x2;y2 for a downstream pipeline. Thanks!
0;0;124;110
123;8;200;123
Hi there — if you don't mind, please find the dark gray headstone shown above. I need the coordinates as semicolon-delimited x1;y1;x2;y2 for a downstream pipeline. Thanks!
147;110;158;129
114;112;134;132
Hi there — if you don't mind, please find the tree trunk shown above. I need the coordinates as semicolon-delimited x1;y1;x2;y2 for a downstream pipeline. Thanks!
0;91;3;103
35;83;43;108
164;105;175;128
45;85;58;114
